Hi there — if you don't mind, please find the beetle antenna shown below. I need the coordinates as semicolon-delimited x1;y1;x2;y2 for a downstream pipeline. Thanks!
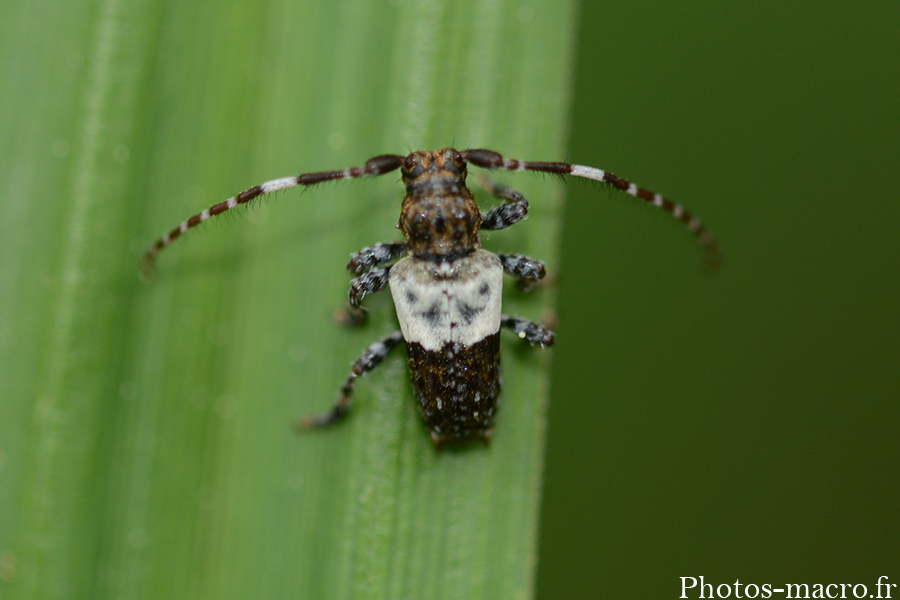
461;149;720;271
141;154;405;276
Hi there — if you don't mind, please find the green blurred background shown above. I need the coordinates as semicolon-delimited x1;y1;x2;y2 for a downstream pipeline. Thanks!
539;0;899;597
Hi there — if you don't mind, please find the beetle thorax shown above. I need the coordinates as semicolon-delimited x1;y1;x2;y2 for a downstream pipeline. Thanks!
399;149;482;260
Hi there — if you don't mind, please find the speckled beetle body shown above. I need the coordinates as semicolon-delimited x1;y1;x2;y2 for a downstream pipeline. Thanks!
144;147;717;446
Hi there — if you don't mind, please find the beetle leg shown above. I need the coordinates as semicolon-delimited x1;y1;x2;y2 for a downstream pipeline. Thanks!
497;253;546;291
478;176;529;231
297;330;405;430
501;315;554;348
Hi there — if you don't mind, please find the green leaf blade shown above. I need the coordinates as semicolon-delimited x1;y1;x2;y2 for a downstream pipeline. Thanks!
0;1;576;598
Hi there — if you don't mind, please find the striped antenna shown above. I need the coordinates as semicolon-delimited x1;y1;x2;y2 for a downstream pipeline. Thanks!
143;148;719;278
141;154;405;276
461;149;721;271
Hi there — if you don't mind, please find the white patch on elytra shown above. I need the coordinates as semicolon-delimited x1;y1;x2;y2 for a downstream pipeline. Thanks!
389;250;503;351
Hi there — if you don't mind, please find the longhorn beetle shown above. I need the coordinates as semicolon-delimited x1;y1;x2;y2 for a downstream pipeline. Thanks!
143;148;719;446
